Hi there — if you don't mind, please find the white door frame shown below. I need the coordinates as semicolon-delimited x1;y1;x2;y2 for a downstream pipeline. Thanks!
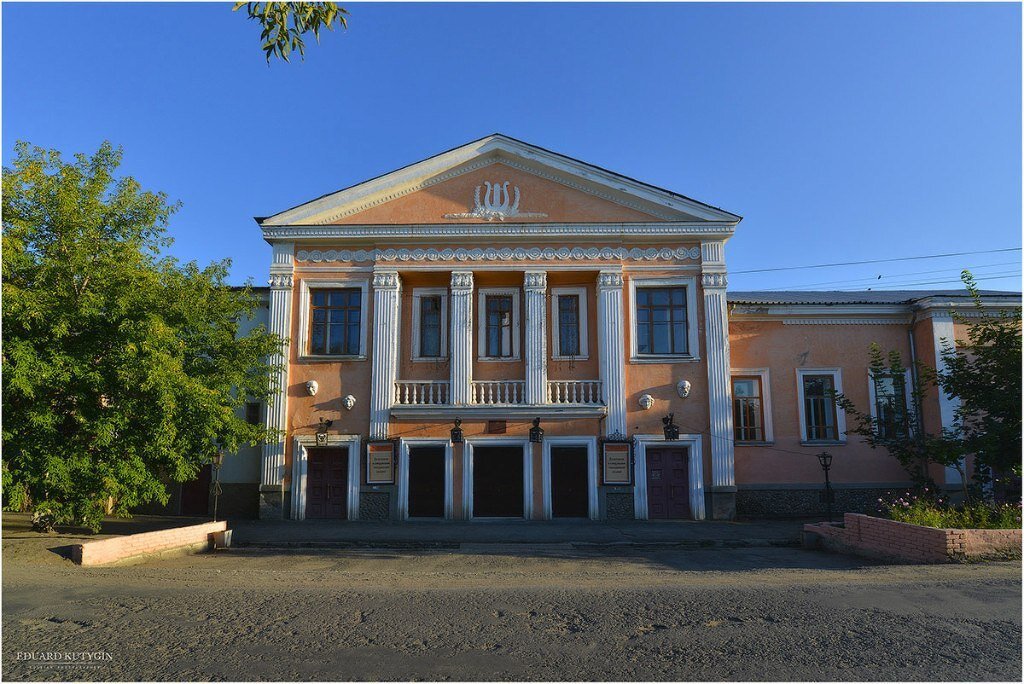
463;437;532;520
397;438;454;520
542;436;599;520
291;434;362;521
632;433;705;520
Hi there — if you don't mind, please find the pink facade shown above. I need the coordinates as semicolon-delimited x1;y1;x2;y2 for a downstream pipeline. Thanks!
249;134;1020;522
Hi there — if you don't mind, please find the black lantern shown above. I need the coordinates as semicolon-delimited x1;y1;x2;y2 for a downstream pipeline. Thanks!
662;413;679;441
211;448;224;522
817;451;834;523
450;417;464;444
529;417;544;444
316;417;333;446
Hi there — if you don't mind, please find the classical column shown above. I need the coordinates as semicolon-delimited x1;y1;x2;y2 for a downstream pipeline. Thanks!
260;241;294;519
702;239;736;520
596;270;627;436
449;271;474;405
369;270;401;440
524;271;548;405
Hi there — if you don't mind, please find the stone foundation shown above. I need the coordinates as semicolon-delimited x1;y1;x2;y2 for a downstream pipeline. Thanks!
258;485;285;520
603;490;635;520
737;487;894;518
359;491;391;520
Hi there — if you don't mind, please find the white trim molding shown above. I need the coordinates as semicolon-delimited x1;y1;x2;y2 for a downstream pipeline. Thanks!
541;437;599;520
523;272;548;404
731;368;774;444
295;245;703;264
597;270;627;436
795;368;848;445
931;315;963;485
632;434;706;521
627;275;701;363
411;288;449;361
261;242;294;489
702;269;734;490
266;223;736;241
369;271;401;439
477;287;522;361
550;287;590;360
397;438;455;520
462;438;533;520
290;434;362;521
297;277;371;360
449;271;475;405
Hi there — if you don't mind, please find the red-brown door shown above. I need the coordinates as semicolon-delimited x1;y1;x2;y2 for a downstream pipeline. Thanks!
306;448;348;519
646;448;690;519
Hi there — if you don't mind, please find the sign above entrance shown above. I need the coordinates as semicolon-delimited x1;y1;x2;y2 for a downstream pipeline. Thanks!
366;442;395;484
444;181;548;222
602;442;632;485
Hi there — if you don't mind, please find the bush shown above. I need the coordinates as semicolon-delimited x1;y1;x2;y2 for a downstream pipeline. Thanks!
877;491;1022;529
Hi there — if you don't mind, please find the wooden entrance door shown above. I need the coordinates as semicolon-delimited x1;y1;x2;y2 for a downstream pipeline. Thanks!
551;446;589;518
645;447;690;519
408;446;446;518
472;446;524;518
306;447;348;519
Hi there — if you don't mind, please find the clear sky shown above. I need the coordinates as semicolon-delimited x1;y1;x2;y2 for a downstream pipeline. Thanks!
3;2;1021;291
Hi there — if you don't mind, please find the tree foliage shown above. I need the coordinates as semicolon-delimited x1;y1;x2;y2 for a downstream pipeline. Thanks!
837;272;1022;501
2;141;283;530
233;2;348;63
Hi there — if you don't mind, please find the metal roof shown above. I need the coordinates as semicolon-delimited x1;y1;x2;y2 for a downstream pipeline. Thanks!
726;290;1021;306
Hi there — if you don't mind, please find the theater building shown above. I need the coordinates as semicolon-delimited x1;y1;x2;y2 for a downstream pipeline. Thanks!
247;134;1019;522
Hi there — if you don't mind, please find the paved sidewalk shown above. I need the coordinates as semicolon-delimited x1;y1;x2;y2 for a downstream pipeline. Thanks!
229;517;811;548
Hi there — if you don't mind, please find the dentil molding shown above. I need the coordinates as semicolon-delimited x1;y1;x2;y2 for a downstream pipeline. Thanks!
296;245;702;264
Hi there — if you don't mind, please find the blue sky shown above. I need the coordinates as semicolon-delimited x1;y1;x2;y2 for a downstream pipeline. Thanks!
3;2;1020;291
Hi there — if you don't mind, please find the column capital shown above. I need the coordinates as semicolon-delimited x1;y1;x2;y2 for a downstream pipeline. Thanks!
597;270;624;289
372;270;400;290
701;272;728;289
451;270;474;291
268;274;293;290
523;270;547;292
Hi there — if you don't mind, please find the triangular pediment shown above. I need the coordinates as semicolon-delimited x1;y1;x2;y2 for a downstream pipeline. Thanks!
259;134;740;227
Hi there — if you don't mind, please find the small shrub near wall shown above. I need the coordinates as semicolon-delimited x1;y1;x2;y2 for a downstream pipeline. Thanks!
877;491;1022;530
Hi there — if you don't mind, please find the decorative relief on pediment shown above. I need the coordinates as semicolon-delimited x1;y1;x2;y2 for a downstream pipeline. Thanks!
444;181;548;222
296;245;701;263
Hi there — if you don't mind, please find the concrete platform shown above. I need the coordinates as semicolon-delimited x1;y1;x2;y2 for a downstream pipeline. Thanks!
229;517;810;549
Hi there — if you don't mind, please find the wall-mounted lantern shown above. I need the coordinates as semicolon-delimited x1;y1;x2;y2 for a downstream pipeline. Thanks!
450;417;464;444
316;417;333;446
662;413;679;441
529;417;545;444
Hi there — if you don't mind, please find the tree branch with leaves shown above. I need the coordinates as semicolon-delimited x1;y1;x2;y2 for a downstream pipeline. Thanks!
234;2;348;63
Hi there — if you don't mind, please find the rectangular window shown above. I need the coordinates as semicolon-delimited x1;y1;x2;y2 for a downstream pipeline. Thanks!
245;401;261;426
485;295;514;358
418;295;443;358
636;287;688;355
309;288;362;355
802;374;839;441
873;374;909;439
732;377;765;442
557;294;581;357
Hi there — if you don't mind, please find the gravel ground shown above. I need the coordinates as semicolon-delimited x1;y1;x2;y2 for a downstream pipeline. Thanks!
2;528;1020;681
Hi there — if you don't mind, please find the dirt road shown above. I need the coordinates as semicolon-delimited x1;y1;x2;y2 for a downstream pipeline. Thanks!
2;538;1020;681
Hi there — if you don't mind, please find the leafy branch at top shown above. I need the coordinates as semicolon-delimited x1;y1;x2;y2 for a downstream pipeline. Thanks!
233;2;348;63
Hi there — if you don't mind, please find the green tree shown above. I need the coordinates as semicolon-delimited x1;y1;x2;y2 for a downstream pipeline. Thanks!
233;2;348;63
2;141;283;531
837;272;1022;501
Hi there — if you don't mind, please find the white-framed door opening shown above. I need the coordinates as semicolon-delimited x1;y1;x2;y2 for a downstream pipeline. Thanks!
397;438;454;520
632;433;705;520
290;434;362;521
462;437;533;520
541;436;599;520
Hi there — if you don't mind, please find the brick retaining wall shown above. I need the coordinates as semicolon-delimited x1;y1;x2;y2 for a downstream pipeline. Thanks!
72;521;228;566
803;513;1021;563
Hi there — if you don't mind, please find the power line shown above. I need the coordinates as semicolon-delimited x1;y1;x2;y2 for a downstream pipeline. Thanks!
730;247;1022;276
765;261;1021;291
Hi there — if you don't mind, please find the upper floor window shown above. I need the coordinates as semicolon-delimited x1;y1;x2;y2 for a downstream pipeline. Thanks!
636;287;688;355
871;372;910;439
477;288;521;361
797;369;845;443
412;288;448;360
310;289;361;355
551;287;589;359
245;401;262;426
733;376;765;442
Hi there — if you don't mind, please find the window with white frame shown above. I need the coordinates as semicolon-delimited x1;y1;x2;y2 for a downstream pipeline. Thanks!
551;287;588;359
796;369;846;443
477;288;520;360
628;276;699;361
732;369;773;443
298;279;369;359
411;288;448;360
869;370;912;439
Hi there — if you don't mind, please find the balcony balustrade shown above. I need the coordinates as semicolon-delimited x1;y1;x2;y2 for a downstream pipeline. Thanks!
548;380;603;405
393;379;603;407
394;380;450;406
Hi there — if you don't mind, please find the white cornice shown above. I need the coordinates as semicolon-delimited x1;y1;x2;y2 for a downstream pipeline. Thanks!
260;135;742;226
296;245;703;264
263;221;736;242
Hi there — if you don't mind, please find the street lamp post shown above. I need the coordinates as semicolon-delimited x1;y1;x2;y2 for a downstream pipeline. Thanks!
817;451;834;523
211;450;224;522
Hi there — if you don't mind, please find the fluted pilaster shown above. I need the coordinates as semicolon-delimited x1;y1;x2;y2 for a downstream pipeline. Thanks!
369;271;401;440
702;270;734;489
524;271;548;405
261;242;294;492
597;270;627;436
449;271;474;405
